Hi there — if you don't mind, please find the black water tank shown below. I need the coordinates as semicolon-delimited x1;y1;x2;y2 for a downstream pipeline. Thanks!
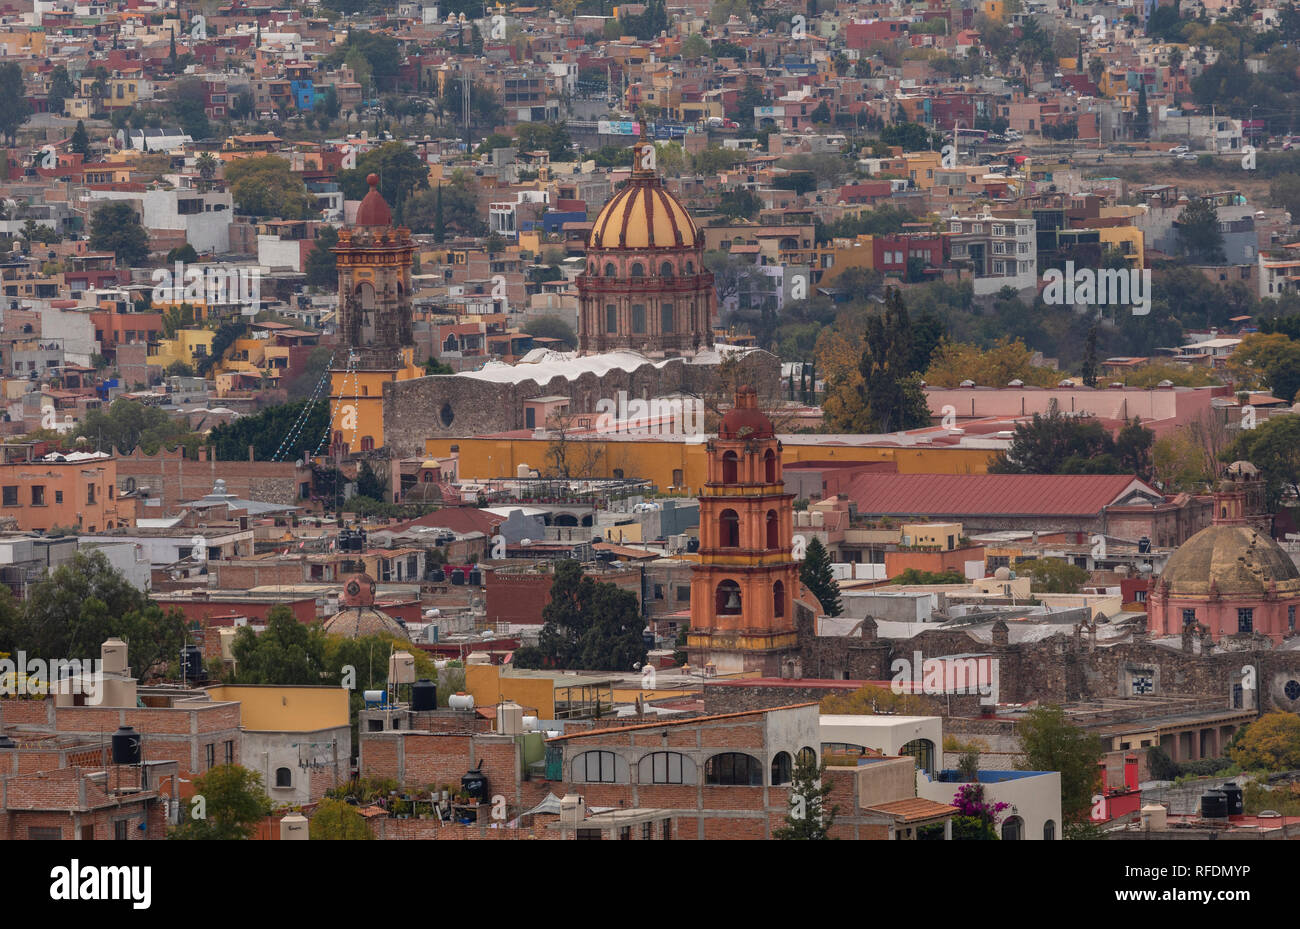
1222;782;1244;816
468;568;482;586
0;736;15;750
642;630;655;650
450;569;465;586
461;765;488;802
181;645;203;681
1201;790;1228;819
111;726;141;765
431;567;446;583
686;538;700;553
1138;536;1151;554
411;679;438;712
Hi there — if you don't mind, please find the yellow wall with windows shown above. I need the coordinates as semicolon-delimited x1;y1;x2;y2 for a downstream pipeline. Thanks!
151;328;216;369
328;349;423;451
1099;226;1145;269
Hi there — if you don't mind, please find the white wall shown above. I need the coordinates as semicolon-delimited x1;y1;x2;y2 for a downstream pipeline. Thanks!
917;768;1063;840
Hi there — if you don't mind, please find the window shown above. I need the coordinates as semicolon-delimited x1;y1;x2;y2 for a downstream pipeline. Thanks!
114;819;129;841
672;468;684;487
721;450;739;483
605;304;617;333
642;821;652;840
676;586;690;602
224;740;234;764
1002;816;1024;840
900;738;936;775
631;304;646;333
1285;680;1300;701
1290;606;1296;632
31;486;44;506
1238;608;1254;633
1;486;17;507
773;580;786;618
205;743;215;769
630;262;645;277
86;484;95;505
661;261;673;277
641;751;692;784
771;751;793;785
766;509;779;549
29;827;61;840
662;818;672;839
1182;609;1197;626
574;750;625;783
661;302;674;333
619;825;631;840
1043;820;1056;840
704;752;763;786
764;448;776;483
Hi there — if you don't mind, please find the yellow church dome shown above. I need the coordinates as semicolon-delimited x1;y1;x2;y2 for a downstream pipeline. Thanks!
587;142;700;250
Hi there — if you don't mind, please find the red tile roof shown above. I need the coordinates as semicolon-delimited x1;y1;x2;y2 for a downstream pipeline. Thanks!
395;506;503;536
845;473;1158;518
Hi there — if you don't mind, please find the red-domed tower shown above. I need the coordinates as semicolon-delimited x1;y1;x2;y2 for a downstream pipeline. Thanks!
577;137;714;357
686;386;802;675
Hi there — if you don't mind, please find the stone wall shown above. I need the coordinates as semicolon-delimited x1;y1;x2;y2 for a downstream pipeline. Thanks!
116;446;311;514
382;351;780;457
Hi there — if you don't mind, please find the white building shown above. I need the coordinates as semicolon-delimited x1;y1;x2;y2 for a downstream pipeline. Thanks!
946;213;1038;295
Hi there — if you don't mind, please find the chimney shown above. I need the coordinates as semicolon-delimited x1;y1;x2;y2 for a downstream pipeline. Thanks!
1125;753;1139;791
248;444;255;463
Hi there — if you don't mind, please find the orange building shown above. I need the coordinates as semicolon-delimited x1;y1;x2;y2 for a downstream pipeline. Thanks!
687;387;802;676
0;452;132;532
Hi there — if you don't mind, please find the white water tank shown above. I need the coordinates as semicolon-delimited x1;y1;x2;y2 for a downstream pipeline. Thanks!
559;794;584;828
498;701;524;735
1141;804;1167;831
389;650;416;684
280;813;309;840
101;637;128;674
449;692;475;710
522;716;539;732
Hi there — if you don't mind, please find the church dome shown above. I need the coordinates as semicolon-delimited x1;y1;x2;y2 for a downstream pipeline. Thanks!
720;385;774;440
1157;524;1300;599
323;572;407;639
587;142;699;250
355;173;393;227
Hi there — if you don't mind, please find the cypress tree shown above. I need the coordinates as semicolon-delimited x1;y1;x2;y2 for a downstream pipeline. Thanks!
800;536;842;617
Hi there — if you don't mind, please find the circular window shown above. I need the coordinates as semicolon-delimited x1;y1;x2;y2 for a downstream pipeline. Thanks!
1286;680;1300;701
440;403;454;427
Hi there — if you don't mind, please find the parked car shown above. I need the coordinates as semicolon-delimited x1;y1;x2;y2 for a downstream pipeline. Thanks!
1177;151;1198;161
1169;145;1190;154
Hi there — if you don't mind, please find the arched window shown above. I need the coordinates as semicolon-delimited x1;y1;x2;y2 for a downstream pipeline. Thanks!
660;261;674;277
704;752;763;785
639;751;696;784
604;262;616;277
720;509;740;548
1043;819;1056;840
716;580;742;614
360;436;374;451
588;262;595;274
766;509;779;549
685;260;695;274
764;448;776;483
797;746;818;767
773;580;785;618
630;262;645;277
1002;816;1024;841
554;513;579;527
900;738;935;775
275;767;291;788
573;750;627;783
770;751;793;786
721;450;739;484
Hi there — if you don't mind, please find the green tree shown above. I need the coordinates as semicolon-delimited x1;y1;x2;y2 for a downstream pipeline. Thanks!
3;551;187;681
1015;558;1090;593
230;605;330;685
1134;83;1150;139
207;397;327;461
1228;712;1300;772
512;561;647;671
79;397;191;454
1175;199;1226;263
1224;414;1300;508
47;65;76;115
305;226;340;289
70;120;90;157
856;288;931;433
339;142;430;218
89;202;150;266
773;752;837;839
166;243;200;264
309;798;373;839
169;76;212;139
1080;324;1099;388
0;62;32;145
800;536;842;616
169;765;273;840
226;156;316;219
1016;705;1104;832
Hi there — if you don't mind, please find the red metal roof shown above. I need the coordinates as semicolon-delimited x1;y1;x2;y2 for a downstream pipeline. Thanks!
845;473;1156;518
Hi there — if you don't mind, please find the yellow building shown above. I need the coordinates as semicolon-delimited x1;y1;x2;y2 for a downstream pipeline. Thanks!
1099;226;1145;269
207;684;350;732
424;434;997;494
150;328;216;370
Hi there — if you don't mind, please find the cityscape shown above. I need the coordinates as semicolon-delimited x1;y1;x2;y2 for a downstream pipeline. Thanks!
0;0;1294;879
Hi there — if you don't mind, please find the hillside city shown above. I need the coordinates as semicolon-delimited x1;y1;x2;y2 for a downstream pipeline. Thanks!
0;0;1298;855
